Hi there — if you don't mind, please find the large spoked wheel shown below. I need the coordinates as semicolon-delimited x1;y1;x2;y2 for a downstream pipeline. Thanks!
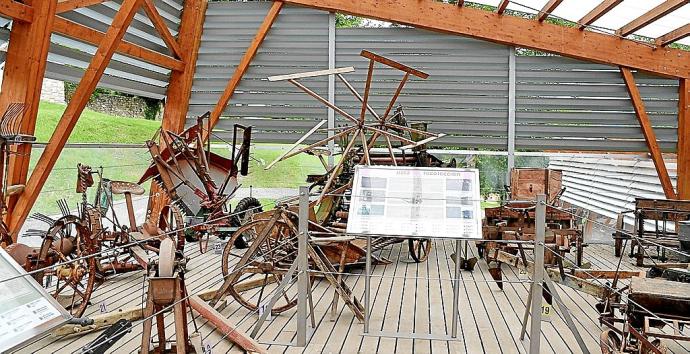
221;218;301;315
157;204;186;254
38;215;97;318
408;238;432;263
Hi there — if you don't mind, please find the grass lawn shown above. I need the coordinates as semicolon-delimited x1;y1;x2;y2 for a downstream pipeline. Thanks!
36;101;160;143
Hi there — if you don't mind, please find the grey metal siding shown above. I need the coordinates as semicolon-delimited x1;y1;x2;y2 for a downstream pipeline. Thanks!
193;2;680;153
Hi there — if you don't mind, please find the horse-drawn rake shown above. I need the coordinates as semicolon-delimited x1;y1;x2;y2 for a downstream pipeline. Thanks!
210;51;457;318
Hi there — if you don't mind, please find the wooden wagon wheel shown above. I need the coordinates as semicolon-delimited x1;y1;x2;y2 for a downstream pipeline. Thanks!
221;218;303;315
408;238;432;263
37;215;97;318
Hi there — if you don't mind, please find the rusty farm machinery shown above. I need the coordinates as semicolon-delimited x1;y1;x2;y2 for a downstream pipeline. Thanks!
209;50;457;318
2;113;254;319
479;170;690;353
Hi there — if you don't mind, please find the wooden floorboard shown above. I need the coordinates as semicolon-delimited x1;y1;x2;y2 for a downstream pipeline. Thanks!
17;240;690;354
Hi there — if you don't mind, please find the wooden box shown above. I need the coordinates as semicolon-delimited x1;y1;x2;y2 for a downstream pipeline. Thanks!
510;168;562;201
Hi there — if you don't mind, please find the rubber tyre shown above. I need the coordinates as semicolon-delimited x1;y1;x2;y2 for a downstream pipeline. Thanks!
231;197;263;248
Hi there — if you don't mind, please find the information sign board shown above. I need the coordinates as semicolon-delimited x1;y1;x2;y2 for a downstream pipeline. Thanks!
346;166;482;239
0;248;70;352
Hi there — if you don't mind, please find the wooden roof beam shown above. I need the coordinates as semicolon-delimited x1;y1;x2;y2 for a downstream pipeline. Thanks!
282;0;690;78
457;0;464;6
578;0;622;29
142;0;183;60
621;67;677;199
656;23;690;46
56;0;108;13
497;0;509;14
618;0;689;37
537;0;564;22
52;17;185;71
0;0;33;22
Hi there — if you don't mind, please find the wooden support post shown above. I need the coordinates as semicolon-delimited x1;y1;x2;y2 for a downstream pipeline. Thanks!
8;0;143;236
161;0;208;133
0;0;57;242
621;67;678;199
679;78;690;199
207;1;283;133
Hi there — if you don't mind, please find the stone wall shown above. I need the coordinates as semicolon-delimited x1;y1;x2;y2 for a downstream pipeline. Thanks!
40;78;66;104
0;71;66;104
65;85;163;120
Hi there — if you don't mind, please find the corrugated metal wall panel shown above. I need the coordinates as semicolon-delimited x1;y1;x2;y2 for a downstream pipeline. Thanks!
190;2;330;143
197;2;681;152
549;156;677;225
517;56;679;152
335;28;509;149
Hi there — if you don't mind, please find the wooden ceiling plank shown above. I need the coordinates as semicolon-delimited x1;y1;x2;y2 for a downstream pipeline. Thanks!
618;0;689;37
497;0;510;14
56;0;108;13
537;0;564;22
656;23;690;46
52;17;185;71
0;0;34;22
281;0;690;78
578;0;622;29
142;0;184;60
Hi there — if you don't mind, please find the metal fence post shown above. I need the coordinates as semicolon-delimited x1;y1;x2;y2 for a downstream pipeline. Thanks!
507;46;516;186
327;12;336;168
364;234;371;333
529;194;546;353
297;186;309;346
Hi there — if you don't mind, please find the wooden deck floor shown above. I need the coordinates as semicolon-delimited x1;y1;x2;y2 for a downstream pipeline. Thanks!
13;240;688;353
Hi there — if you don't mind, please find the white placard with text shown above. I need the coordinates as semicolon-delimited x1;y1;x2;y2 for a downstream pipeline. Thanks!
0;248;71;352
346;166;482;239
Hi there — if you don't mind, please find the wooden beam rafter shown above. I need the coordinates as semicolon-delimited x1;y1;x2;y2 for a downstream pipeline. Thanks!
537;0;564;22
578;0;622;29
281;0;690;78
1;0;57;242
678;78;690;199
9;0;144;235
621;67;678;199
141;0;183;60
208;0;284;131
497;0;509;14
161;0;207;132
656;23;690;47
56;0;107;13
0;0;34;22
52;17;184;71
618;0;689;37
456;0;464;6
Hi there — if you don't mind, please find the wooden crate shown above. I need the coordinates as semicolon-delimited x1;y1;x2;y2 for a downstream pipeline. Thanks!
510;168;562;201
